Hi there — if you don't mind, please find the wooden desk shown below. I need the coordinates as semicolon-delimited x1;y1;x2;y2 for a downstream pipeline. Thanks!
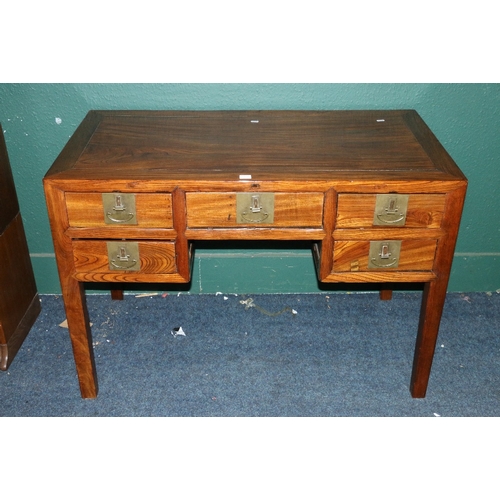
0;126;40;370
43;110;467;399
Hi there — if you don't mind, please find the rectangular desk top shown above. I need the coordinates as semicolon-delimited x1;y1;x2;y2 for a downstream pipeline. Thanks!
44;110;466;187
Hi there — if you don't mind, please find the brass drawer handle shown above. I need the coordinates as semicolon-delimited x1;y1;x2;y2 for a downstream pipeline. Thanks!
107;242;140;271
110;256;138;269
239;211;270;223
373;194;409;226
106;211;135;223
375;212;406;225
370;257;398;268
102;193;137;225
368;241;402;269
236;193;275;224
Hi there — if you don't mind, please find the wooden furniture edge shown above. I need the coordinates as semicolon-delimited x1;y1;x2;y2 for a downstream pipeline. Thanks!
43;111;102;179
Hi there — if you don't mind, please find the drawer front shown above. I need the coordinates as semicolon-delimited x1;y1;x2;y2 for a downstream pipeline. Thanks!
333;239;437;272
72;240;177;274
65;193;173;228
336;194;446;228
186;192;324;227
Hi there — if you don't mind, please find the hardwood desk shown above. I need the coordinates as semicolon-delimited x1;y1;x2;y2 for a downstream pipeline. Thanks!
43;110;467;399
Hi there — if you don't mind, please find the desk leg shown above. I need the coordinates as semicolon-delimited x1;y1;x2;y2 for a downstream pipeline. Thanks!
45;184;98;398
410;279;447;398
62;278;98;398
410;185;466;398
379;285;393;301
111;288;124;300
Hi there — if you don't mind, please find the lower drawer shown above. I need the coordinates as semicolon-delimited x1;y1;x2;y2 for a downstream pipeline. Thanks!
72;240;177;275
333;239;437;272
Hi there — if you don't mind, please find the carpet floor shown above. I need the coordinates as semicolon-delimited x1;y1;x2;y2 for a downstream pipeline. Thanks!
1;291;499;417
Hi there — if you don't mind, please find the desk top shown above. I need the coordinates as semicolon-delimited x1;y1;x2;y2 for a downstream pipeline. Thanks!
45;110;466;187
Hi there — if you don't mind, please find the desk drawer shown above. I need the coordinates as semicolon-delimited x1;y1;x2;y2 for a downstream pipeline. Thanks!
72;240;177;274
333;239;437;272
186;192;324;227
336;194;445;228
65;193;173;228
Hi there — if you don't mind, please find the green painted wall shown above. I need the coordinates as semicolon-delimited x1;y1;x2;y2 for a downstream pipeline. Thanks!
1;83;498;294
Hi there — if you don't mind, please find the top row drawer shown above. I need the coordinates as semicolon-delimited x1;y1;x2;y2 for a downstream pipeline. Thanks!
186;192;324;227
336;194;446;228
64;192;446;230
65;193;173;228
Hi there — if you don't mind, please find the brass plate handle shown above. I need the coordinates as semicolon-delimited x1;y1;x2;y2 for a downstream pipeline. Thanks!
107;242;140;271
373;194;409;226
102;193;137;225
368;241;402;269
236;193;275;224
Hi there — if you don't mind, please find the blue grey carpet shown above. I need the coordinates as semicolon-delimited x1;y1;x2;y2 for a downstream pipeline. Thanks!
1;292;499;416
